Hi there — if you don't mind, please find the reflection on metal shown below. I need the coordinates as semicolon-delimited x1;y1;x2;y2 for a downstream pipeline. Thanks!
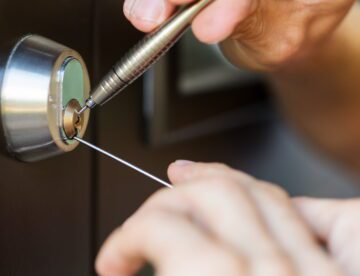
84;0;213;110
0;35;90;162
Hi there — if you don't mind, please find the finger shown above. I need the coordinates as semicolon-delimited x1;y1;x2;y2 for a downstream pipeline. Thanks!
96;203;245;276
159;172;297;276
292;197;348;241
294;197;360;276
123;0;256;43
168;162;341;275
123;0;175;32
246;184;343;276
168;0;194;5
168;161;253;184
191;0;256;43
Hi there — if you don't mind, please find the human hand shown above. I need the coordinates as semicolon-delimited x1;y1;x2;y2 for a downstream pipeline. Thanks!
294;197;360;276
96;162;342;275
122;0;355;70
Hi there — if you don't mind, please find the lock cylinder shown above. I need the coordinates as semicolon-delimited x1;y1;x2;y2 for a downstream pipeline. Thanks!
0;35;90;162
63;99;84;140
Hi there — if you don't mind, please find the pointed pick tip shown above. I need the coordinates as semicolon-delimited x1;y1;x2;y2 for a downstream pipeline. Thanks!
77;106;88;115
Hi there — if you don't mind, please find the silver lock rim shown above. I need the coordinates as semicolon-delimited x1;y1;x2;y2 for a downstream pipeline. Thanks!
0;34;90;162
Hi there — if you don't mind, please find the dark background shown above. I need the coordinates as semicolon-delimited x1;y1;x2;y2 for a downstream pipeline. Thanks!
0;0;359;275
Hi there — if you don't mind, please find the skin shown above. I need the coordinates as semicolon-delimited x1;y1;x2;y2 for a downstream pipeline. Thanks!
269;6;360;174
123;0;355;69
124;0;360;172
96;162;360;276
96;0;360;275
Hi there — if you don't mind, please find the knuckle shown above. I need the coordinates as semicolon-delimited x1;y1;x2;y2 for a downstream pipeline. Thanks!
202;162;232;175
258;181;289;201
269;43;301;65
261;28;304;66
207;176;242;194
193;162;235;179
195;163;255;188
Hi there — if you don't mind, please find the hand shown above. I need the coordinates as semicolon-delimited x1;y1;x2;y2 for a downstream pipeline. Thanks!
122;0;355;70
96;162;342;276
294;197;360;276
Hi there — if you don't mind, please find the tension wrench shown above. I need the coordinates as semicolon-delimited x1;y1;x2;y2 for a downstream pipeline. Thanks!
74;137;173;189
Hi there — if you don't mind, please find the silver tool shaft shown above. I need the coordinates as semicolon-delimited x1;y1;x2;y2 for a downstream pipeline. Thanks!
80;0;213;113
74;137;173;189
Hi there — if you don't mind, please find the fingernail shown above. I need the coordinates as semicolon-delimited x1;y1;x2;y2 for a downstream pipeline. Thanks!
173;160;194;166
124;0;166;23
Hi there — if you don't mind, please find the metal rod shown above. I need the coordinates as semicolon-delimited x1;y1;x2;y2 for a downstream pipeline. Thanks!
83;0;214;111
74;137;173;189
77;106;88;115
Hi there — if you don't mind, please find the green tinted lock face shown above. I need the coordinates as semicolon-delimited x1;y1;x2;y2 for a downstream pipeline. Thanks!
61;58;87;142
0;35;90;162
62;58;85;107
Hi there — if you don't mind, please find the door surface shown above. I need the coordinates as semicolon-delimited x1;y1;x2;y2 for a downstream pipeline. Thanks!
0;1;94;275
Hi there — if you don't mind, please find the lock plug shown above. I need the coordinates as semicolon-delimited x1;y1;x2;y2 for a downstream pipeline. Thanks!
63;99;84;139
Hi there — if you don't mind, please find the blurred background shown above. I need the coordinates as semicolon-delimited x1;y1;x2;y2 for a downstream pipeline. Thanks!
0;0;359;275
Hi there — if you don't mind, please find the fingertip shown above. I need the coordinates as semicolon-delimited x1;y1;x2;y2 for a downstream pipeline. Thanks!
95;250;122;276
96;236;142;276
191;0;251;44
123;0;175;33
191;24;223;44
293;197;345;240
123;3;158;32
191;15;231;44
167;160;195;184
95;229;131;276
130;19;160;33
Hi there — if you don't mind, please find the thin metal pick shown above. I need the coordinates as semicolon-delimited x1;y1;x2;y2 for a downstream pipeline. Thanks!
74;137;173;189
77;106;88;115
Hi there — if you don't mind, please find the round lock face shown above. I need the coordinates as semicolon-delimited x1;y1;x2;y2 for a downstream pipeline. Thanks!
60;58;88;141
0;35;90;162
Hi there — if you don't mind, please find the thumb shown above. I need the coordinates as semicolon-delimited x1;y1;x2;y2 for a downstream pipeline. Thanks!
123;0;175;32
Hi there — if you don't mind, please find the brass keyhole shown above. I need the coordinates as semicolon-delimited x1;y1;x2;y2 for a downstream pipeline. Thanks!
63;99;84;139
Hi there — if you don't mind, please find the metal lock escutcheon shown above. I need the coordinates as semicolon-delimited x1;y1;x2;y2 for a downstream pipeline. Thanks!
0;35;90;162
